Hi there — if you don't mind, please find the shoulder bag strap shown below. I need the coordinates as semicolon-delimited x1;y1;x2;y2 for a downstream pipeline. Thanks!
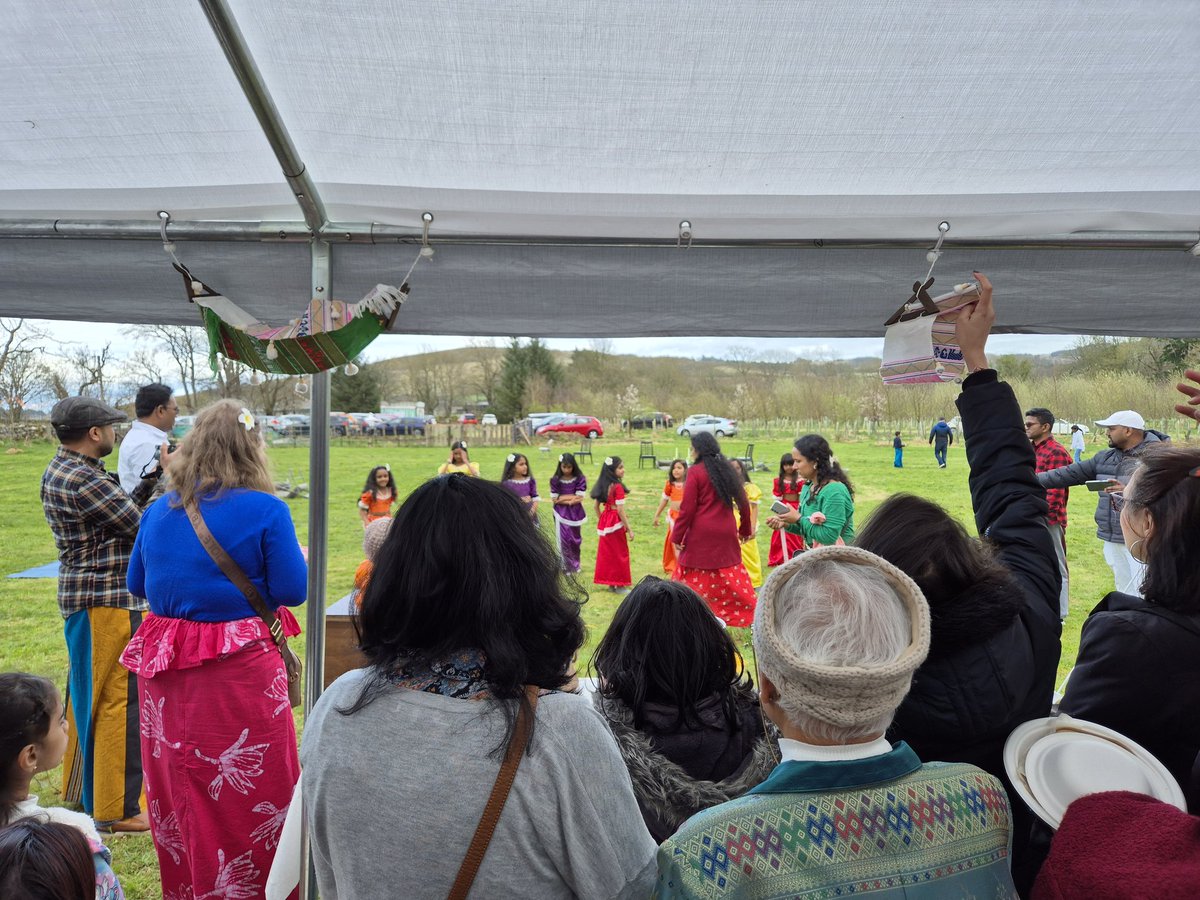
184;501;285;649
447;686;540;900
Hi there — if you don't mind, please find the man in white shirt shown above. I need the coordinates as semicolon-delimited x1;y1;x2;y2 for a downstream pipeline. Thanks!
117;383;178;492
1070;424;1086;464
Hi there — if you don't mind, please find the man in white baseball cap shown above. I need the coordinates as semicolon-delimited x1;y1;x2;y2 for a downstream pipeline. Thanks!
1039;408;1169;594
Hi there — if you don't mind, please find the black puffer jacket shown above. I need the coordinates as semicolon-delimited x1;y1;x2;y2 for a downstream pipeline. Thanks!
885;371;1063;892
1059;591;1200;812
592;690;778;843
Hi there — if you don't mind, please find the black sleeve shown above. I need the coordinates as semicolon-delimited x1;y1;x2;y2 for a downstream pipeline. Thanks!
955;371;1061;623
1059;613;1153;734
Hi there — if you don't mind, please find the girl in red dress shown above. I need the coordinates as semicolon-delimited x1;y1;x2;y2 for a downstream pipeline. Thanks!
767;454;805;565
652;459;687;576
671;433;756;626
358;465;396;526
592;456;633;590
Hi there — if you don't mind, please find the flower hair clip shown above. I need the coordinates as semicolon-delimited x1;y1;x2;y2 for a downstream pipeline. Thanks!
506;453;516;462
237;408;255;431
383;463;391;472
604;456;614;466
460;441;468;450
558;454;565;462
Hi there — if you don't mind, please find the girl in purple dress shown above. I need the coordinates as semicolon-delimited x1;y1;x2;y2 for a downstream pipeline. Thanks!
549;453;588;573
500;453;540;527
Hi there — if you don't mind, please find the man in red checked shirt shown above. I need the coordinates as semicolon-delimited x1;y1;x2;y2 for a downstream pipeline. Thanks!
1026;407;1074;620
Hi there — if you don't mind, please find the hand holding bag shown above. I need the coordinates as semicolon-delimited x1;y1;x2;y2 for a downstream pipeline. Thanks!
184;501;303;707
880;278;982;384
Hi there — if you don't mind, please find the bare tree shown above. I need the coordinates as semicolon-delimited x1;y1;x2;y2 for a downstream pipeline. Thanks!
0;320;49;419
67;343;115;401
468;339;503;408
137;325;207;411
248;374;292;415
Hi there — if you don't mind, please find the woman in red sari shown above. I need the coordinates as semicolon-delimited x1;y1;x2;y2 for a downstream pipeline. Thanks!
671;433;756;626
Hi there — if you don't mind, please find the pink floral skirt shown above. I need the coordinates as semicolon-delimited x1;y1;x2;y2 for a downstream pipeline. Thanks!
121;611;301;900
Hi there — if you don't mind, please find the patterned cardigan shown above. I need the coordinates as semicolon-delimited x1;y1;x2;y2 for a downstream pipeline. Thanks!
655;742;1017;899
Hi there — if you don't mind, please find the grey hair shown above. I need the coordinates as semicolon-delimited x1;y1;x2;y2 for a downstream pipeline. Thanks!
764;558;912;743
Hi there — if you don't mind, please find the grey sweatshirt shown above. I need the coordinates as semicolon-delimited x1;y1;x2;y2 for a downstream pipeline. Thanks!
301;670;658;900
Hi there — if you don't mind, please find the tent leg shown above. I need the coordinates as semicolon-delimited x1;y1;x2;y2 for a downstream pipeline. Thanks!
299;240;332;900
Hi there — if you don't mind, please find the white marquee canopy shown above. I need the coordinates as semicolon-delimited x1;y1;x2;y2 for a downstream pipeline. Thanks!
2;0;1197;336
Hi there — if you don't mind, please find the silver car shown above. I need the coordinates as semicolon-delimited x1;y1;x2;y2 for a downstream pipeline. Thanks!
677;416;737;437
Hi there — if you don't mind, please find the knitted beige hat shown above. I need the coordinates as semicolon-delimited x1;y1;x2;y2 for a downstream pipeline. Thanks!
753;545;931;731
362;516;393;561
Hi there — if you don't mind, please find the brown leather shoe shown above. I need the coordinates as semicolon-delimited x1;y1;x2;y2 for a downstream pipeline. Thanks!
101;812;150;834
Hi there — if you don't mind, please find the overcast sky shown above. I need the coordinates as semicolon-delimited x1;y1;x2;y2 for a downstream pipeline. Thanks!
31;319;1082;362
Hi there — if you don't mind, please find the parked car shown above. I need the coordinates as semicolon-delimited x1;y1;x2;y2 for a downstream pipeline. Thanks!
280;414;311;436
481;413;498;425
528;411;569;427
622;411;674;430
365;414;426;436
329;413;355;435
257;414;290;434
171;416;196;439
680;413;718;427
459;412;479;424
536;415;603;439
677;416;737;437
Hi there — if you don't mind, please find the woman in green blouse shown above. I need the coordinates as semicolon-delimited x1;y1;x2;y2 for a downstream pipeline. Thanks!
765;434;855;551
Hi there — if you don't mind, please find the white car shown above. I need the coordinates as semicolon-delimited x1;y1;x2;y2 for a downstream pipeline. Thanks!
677;416;738;437
481;413;498;425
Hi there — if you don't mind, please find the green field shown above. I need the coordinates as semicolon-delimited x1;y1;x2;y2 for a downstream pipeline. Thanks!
0;435;1107;898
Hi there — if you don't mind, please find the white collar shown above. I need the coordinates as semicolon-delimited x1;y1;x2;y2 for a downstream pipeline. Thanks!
130;420;169;440
777;736;893;763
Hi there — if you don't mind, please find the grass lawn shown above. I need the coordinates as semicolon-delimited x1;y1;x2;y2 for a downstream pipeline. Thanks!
0;434;1108;898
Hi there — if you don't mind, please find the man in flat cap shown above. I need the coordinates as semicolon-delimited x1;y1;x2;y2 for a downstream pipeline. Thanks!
40;396;173;832
656;546;1017;899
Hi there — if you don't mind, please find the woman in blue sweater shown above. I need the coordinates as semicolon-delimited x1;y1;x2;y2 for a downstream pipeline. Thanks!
120;400;306;900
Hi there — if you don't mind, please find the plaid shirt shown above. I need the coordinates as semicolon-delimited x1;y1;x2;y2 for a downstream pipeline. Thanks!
41;447;150;619
1033;437;1073;528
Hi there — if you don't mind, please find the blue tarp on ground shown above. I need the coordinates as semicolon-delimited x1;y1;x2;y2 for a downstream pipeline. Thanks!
7;561;60;579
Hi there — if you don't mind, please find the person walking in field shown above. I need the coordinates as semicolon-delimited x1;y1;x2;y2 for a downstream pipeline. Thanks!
893;431;904;468
1070;424;1086;464
929;416;953;467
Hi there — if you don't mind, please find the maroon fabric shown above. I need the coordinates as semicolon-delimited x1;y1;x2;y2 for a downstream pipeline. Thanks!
1033;437;1073;528
1032;791;1200;900
673;462;751;570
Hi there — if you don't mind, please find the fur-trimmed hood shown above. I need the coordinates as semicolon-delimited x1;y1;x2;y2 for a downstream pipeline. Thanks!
593;691;780;843
926;570;1023;660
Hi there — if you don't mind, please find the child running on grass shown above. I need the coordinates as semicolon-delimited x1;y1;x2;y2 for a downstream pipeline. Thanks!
592;456;633;591
358;464;396;526
549;453;588;573
0;673;124;899
500;453;540;527
652;459;687;576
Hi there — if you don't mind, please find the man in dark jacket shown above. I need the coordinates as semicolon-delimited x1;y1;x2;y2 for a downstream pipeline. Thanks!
1037;410;1168;595
928;416;953;467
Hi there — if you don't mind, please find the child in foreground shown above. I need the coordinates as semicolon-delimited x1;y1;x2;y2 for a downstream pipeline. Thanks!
358;464;396;526
0;672;124;899
592;456;633;591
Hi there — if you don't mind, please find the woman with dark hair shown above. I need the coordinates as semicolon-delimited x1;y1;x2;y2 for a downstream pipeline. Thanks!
549;453;587;573
0;820;102;900
852;273;1061;887
766;434;855;549
591;577;777;843
301;475;657;899
671;432;755;626
592;456;633;591
1059;444;1200;810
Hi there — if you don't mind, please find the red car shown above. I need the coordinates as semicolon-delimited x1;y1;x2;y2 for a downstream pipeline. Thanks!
536;415;603;439
458;413;479;424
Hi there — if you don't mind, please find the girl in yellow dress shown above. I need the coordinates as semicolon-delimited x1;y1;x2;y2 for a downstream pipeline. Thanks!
731;459;763;588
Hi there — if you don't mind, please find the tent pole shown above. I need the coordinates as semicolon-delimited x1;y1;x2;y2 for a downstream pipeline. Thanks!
298;240;332;900
197;0;330;234
0;218;1196;250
